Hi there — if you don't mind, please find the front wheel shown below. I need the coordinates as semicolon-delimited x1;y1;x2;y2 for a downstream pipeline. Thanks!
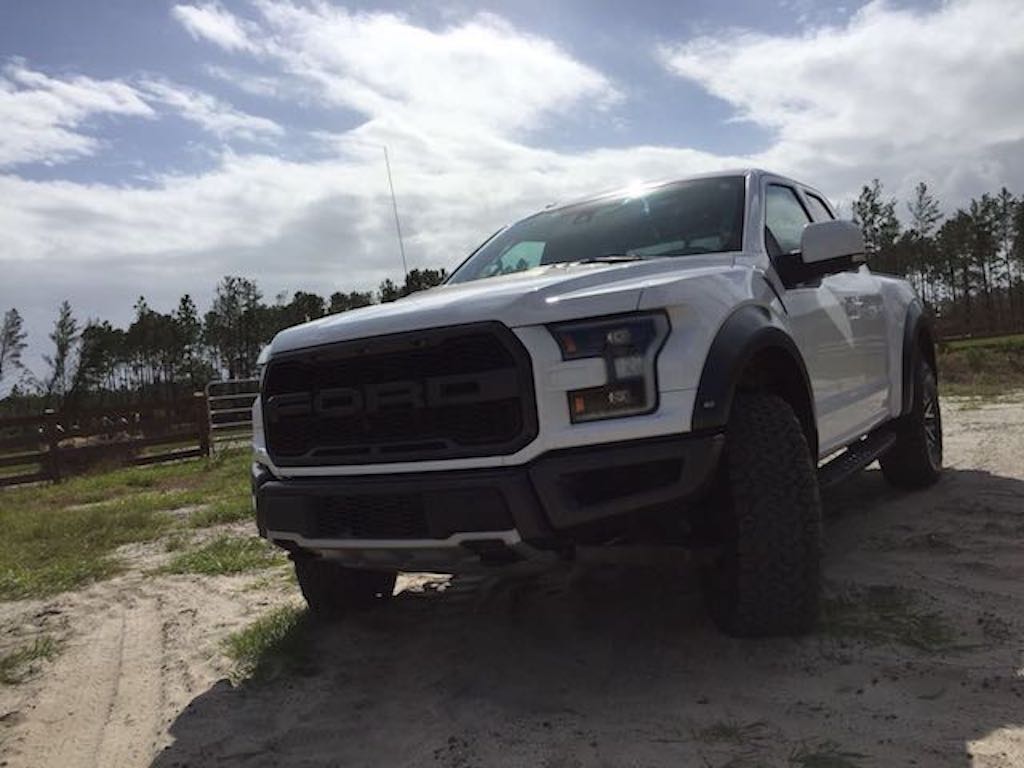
293;556;396;620
879;357;942;489
702;392;823;638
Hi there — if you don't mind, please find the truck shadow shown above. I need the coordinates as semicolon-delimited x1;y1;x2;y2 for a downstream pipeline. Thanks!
152;467;1024;767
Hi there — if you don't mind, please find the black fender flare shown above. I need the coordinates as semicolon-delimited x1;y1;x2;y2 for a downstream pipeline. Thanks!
692;304;818;457
899;301;937;417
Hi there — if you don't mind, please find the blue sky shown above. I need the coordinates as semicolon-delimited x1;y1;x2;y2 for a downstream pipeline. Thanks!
1;0;1022;379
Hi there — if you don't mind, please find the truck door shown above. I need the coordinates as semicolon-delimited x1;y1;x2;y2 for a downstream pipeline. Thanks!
764;183;891;456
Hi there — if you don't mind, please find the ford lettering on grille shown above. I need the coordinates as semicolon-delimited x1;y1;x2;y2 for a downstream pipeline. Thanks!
266;370;520;422
261;324;538;466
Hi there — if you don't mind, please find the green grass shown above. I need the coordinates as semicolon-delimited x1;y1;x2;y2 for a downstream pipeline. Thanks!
244;567;298;592
188;496;252;528
942;333;1024;351
940;380;1024;399
938;334;1024;397
789;741;867;768
163;535;284;576
821;585;956;652
693;720;767;745
224;604;311;682
0;496;175;599
0;636;59;684
163;532;191;552
0;449;252;599
0;459;44;481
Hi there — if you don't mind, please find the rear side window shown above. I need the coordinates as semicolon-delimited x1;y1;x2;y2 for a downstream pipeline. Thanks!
765;185;811;255
804;192;835;221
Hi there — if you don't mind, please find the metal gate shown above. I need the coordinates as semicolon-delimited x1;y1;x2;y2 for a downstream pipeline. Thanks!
205;379;259;451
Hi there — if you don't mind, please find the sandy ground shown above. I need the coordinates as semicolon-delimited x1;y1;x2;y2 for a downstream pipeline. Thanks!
1;397;1023;768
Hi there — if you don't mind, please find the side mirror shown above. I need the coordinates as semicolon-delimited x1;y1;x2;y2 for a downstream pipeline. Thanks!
800;220;866;267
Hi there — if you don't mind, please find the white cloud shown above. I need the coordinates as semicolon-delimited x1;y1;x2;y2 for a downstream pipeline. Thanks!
205;64;293;99
661;0;1024;202
2;4;656;353
0;3;655;282
172;2;257;52
4;0;1024;375
0;59;283;169
139;79;283;141
177;2;620;137
0;60;154;167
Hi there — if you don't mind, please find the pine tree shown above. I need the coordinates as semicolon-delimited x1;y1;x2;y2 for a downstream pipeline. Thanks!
851;180;900;273
904;183;943;304
0;308;28;384
994;188;1019;325
43;300;79;403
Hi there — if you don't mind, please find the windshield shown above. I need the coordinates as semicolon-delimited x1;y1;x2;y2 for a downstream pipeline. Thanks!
448;176;745;284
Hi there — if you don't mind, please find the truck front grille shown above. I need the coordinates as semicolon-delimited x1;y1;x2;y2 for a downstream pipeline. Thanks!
262;322;537;465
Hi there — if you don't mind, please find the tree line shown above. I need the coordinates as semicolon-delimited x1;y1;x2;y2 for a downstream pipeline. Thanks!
852;180;1024;335
0;268;446;416
2;178;1023;415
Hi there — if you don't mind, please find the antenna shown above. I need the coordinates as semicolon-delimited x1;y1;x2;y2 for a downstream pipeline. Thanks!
383;146;408;280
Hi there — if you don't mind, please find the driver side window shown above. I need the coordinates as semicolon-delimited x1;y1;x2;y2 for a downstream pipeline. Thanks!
765;185;811;256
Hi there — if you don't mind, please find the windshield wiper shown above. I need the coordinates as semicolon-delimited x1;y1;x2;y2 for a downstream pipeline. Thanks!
577;253;645;264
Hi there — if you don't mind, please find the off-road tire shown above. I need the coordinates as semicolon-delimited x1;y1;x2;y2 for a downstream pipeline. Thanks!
879;358;942;489
293;556;396;620
702;393;823;637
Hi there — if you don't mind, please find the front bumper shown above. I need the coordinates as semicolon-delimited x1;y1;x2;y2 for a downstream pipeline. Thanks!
254;432;723;569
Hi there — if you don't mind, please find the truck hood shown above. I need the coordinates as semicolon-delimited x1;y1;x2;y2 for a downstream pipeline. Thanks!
270;255;736;354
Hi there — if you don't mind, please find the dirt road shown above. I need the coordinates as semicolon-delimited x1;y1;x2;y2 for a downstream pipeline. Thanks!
1;397;1023;767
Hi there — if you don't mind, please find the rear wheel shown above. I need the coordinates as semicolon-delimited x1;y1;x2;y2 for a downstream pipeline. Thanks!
702;393;822;637
879;357;942;489
293;556;396;620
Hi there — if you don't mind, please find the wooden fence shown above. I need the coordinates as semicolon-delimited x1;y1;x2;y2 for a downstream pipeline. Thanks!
0;384;261;488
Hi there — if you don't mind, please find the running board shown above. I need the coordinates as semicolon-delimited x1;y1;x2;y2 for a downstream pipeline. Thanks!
817;428;897;490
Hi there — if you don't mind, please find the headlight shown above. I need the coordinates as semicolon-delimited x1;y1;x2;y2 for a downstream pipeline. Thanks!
549;312;669;423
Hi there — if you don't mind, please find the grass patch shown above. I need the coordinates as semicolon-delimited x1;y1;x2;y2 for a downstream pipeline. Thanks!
224;604;311;682
188;497;252;528
0;459;44;481
164;535;283;576
822;585;956;652
0;496;175;599
0;449;252;599
942;333;1024;351
938;337;1024;398
244;567;298;592
88;487;211;515
693;720;767;745
940;379;1023;399
163;532;191;552
0;636;59;684
789;741;866;768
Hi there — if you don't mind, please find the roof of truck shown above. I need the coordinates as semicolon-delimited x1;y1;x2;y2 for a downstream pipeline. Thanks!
542;168;808;214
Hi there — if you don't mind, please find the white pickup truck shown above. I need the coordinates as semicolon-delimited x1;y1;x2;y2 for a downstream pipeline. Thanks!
251;168;942;637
